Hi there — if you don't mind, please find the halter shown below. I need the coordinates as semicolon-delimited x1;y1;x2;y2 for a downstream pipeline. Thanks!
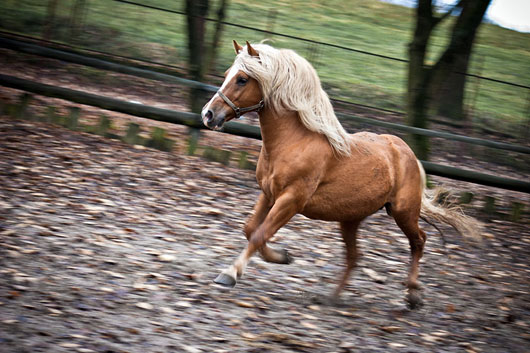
217;90;264;119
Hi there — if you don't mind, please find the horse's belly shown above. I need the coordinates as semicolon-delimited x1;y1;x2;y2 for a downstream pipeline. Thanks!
301;185;388;222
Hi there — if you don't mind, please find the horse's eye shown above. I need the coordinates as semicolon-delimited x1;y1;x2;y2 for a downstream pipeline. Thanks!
236;77;248;86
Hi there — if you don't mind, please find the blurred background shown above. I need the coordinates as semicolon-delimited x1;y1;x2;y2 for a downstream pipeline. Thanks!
0;0;528;131
0;0;528;174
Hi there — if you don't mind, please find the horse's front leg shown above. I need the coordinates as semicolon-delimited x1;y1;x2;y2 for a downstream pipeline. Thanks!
214;190;300;287
244;193;293;265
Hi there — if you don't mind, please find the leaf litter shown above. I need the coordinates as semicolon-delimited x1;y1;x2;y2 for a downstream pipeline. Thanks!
0;117;529;352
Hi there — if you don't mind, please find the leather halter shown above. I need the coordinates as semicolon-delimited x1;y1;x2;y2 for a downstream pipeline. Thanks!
217;90;264;119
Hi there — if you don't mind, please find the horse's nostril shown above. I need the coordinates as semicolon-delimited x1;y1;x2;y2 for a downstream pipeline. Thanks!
205;110;214;123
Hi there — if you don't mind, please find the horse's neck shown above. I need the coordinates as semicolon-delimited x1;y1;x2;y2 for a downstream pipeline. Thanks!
258;109;309;156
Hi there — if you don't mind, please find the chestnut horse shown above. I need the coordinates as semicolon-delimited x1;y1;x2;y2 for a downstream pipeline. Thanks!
202;41;479;308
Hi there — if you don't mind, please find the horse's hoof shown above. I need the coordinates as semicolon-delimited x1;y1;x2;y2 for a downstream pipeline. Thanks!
280;249;294;264
263;248;294;264
311;295;342;307
406;290;423;310
214;273;237;287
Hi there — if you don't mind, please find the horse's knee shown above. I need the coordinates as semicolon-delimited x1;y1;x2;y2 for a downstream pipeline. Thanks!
248;228;268;250
244;218;260;240
243;223;253;240
410;243;424;261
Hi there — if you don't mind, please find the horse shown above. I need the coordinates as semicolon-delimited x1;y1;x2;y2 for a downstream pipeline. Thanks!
201;40;479;308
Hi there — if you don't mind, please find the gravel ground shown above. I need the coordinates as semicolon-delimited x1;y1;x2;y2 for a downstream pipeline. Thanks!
0;117;529;353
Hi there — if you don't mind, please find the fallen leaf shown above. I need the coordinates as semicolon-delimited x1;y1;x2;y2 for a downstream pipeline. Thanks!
135;302;153;310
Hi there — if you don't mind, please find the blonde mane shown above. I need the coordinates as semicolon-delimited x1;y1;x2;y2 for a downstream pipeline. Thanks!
235;43;352;157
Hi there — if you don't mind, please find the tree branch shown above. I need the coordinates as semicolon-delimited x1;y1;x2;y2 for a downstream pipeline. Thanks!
432;0;464;26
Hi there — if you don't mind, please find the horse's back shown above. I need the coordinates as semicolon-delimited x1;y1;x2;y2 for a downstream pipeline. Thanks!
350;131;421;190
350;132;418;170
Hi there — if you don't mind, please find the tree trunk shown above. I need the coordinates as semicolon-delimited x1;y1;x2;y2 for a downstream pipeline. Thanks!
406;0;435;160
43;0;59;41
185;0;210;113
205;0;229;75
431;0;489;122
406;0;491;160
432;45;471;122
69;0;87;43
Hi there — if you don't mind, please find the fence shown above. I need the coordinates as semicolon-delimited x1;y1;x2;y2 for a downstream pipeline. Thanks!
0;4;529;195
1;36;528;155
1;70;528;194
0;0;528;135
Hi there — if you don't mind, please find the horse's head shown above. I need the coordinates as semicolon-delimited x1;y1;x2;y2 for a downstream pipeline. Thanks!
201;41;263;130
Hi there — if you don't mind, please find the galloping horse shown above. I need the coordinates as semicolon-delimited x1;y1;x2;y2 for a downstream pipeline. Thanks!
202;41;479;308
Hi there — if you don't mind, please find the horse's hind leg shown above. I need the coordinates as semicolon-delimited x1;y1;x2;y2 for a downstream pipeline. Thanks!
244;193;292;265
392;210;427;309
332;220;361;301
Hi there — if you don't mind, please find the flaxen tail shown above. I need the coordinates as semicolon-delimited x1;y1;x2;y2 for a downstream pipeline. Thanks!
417;160;482;240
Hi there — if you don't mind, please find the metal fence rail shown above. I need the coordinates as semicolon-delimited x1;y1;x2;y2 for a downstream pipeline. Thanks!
1;36;528;155
0;37;216;93
336;114;530;154
1;73;528;193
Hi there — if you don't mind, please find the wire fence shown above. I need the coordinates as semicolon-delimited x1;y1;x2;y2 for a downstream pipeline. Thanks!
114;0;530;91
0;0;528;137
112;0;530;90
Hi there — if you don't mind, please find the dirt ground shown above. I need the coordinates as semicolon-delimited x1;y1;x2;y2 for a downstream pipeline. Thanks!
1;115;529;353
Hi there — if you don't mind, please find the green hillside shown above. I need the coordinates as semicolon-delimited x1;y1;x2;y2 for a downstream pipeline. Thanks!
1;0;528;129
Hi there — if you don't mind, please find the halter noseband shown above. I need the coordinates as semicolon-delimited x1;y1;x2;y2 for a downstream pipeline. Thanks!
217;90;264;119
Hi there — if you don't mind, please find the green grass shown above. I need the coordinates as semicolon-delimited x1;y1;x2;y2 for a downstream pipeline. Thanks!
1;0;528;130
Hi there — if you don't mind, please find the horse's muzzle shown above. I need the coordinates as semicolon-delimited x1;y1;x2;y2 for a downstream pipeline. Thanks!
202;109;226;130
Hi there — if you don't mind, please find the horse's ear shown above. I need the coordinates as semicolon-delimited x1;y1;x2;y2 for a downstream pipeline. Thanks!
233;40;243;54
246;41;259;57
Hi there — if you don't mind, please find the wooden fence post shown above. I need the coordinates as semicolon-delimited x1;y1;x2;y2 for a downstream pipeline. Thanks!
43;0;59;41
202;146;215;161
483;196;496;216
69;0;87;42
238;151;249;169
219;149;231;166
95;115;111;136
510;202;524;222
16;93;32;119
146;127;173;151
67;106;80;130
123;122;142;145
187;127;201;155
266;9;277;39
44;106;56;123
459;191;474;204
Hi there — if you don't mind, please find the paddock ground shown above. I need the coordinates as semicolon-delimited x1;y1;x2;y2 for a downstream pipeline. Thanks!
1;114;529;353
